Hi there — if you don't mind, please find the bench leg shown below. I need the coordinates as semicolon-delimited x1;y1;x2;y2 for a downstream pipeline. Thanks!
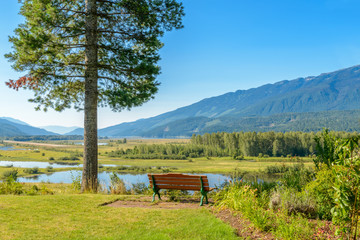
152;190;161;202
200;193;208;206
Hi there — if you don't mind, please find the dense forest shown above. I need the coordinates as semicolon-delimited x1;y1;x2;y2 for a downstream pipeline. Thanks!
108;131;359;159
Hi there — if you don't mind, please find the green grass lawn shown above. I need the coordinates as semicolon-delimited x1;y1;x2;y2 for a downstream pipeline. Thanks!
0;194;239;240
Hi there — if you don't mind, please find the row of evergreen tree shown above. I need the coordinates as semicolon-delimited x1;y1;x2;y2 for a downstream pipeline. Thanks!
190;131;359;157
107;131;359;159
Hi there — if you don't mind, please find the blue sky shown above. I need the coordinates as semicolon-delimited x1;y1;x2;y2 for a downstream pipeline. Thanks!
1;0;360;128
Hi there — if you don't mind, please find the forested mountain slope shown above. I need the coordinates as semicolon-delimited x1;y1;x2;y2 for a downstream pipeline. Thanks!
97;65;360;137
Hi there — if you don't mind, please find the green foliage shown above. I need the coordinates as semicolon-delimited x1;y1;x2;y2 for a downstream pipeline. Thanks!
272;212;313;240
70;172;81;191
215;183;316;239
130;183;149;195
6;0;184;111
2;169;19;180
192;131;358;157
46;166;54;172
0;174;53;195
269;188;317;218
280;163;314;191
0;175;24;195
265;164;290;174
314;129;338;169
23;167;40;174
109;172;127;195
331;136;360;238
305;167;336;220
216;184;273;231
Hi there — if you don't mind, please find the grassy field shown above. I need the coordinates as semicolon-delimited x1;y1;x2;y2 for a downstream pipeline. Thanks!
0;193;238;240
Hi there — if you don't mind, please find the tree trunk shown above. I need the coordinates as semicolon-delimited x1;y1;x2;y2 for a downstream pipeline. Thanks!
82;0;98;192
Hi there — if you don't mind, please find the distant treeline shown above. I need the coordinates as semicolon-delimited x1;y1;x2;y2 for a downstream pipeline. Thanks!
4;135;84;141
108;144;219;159
190;131;359;157
108;131;359;159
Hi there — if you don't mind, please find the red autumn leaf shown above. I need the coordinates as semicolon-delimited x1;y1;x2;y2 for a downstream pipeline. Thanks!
5;76;38;91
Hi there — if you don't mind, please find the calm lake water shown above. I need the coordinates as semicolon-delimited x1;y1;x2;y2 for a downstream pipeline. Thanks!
0;161;116;169
0;146;27;151
17;171;230;189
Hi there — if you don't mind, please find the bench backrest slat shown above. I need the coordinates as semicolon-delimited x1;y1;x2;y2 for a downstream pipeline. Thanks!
148;173;210;191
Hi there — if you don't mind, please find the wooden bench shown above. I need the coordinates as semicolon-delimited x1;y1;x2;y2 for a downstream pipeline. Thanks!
147;173;214;206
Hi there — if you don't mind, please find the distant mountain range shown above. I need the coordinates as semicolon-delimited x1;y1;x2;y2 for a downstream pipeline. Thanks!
39;125;80;135
96;65;360;137
2;65;360;137
0;118;57;136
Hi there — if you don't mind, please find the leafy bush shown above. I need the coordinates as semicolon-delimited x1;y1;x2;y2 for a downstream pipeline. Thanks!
23;167;40;174
2;169;19;180
131;183;149;195
0;175;24;195
109;172;127;194
216;182;317;239
46;166;54;172
313;129;338;169
216;184;273;231
265;164;289;174
269;188;317;218
331;136;360;238
305;167;336;220
70;172;81;191
281;163;314;191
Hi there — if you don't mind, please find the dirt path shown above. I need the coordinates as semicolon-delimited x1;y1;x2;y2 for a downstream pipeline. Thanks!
4;140;71;148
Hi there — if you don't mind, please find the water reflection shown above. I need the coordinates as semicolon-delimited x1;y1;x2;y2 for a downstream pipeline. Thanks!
0;146;27;151
17;171;231;189
0;161;116;169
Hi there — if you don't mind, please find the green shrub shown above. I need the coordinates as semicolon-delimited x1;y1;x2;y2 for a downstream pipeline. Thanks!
216;184;273;231
109;172;128;194
216;182;316;239
2;169;18;180
269;188;317;218
305;167;335;220
131;183;149;195
281;163;314;191
265;164;289;174
0;175;24;195
23;167;40;174
313;129;338;169
273;212;313;240
46;166;54;172
70;172;81;191
48;157;55;161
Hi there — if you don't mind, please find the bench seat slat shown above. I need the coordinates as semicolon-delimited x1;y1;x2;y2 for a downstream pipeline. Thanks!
148;179;208;184
147;176;208;182
149;179;209;186
150;185;210;191
147;177;208;182
148;173;207;178
149;182;208;187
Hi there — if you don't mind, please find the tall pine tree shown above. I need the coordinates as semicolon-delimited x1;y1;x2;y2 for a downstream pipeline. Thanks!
6;0;184;191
